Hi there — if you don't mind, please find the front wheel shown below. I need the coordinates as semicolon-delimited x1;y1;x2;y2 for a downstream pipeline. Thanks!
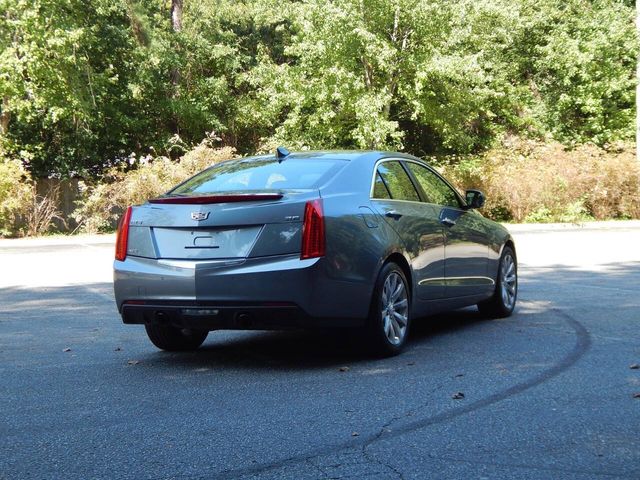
365;262;411;357
477;246;517;318
144;324;208;351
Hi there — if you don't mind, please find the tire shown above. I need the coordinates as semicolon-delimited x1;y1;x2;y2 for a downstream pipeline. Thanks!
477;246;517;318
365;262;412;357
144;324;208;351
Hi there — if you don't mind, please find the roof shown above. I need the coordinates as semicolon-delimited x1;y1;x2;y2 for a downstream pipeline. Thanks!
240;149;418;163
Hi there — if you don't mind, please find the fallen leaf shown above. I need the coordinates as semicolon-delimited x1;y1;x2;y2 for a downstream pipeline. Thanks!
114;347;122;352
452;392;465;400
630;364;640;370
62;347;71;352
339;366;350;372
633;393;640;399
127;360;140;365
351;432;359;437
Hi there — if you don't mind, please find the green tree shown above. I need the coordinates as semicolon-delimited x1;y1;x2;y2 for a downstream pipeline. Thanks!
0;0;145;175
513;0;637;145
0;0;636;178
248;0;636;154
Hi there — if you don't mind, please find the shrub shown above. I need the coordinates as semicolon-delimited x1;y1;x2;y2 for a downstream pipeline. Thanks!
433;138;640;223
74;143;236;232
24;185;65;237
0;158;34;237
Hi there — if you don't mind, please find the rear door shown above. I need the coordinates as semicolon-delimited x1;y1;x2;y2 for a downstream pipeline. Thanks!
403;161;492;298
370;160;445;300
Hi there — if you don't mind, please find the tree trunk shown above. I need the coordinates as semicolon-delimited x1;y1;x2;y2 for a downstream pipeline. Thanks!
126;0;150;47
0;96;10;135
171;0;183;32
170;0;183;136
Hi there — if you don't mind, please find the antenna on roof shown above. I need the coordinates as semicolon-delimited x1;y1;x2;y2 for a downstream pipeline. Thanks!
276;146;290;163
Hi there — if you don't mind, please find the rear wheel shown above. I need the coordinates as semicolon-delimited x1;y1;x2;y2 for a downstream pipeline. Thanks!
477;246;517;318
144;324;208;351
366;262;411;357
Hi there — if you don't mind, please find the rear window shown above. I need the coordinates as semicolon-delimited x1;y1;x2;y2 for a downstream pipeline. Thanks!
169;158;347;195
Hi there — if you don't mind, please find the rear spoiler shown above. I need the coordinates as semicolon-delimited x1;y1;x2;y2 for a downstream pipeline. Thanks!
148;193;284;205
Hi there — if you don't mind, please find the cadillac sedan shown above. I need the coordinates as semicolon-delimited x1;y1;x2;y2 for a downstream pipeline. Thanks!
113;148;517;356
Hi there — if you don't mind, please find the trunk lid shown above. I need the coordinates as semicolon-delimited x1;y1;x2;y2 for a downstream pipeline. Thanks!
127;190;319;260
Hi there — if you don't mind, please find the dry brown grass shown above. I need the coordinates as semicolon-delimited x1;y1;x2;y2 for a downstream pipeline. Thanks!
74;143;237;232
434;138;640;222
24;185;65;237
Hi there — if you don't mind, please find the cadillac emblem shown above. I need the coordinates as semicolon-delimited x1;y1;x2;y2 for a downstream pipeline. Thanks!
190;211;210;221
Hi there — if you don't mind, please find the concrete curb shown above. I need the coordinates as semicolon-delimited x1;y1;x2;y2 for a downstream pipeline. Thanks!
0;233;116;248
502;220;640;233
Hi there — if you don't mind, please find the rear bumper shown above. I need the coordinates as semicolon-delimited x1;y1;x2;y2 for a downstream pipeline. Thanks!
121;302;362;330
113;253;372;327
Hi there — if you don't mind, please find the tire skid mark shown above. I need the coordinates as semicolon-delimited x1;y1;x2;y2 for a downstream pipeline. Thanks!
366;309;590;441
199;308;591;480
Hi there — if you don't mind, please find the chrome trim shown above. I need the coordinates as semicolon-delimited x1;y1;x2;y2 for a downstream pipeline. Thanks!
157;258;247;269
418;276;495;286
369;157;466;208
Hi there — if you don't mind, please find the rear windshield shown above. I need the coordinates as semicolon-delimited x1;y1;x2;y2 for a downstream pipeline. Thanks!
169;158;347;195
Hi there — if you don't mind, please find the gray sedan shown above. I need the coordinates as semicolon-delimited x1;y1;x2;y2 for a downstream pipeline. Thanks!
113;148;517;356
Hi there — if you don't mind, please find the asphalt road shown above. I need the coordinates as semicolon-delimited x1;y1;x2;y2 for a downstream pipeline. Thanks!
1;223;639;480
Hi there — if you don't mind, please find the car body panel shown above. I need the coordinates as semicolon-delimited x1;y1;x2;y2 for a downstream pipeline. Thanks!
439;206;493;298
372;198;446;300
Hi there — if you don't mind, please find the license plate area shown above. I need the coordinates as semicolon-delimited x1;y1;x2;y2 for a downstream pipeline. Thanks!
153;226;263;259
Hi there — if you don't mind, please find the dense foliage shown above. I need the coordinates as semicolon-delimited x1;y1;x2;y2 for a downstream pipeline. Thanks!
0;0;636;178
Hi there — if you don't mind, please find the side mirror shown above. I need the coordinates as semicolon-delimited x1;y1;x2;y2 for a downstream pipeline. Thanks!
465;189;486;209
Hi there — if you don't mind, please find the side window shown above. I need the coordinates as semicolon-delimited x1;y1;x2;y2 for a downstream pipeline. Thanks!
375;161;420;202
405;162;461;208
372;172;391;199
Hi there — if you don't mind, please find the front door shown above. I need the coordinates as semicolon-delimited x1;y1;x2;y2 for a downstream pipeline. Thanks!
403;161;491;298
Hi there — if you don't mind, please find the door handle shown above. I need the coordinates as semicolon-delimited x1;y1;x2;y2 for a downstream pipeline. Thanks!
385;210;403;220
441;217;456;227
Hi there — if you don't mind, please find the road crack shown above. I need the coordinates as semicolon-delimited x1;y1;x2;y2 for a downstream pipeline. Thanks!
162;308;591;480
360;382;447;479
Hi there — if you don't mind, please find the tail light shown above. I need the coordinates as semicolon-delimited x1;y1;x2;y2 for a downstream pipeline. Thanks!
301;199;325;259
115;206;133;261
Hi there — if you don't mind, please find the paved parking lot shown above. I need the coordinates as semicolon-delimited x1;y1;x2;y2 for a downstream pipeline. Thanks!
1;222;639;479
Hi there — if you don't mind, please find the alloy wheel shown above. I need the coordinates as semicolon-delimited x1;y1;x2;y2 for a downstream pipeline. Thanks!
381;272;409;345
500;253;517;310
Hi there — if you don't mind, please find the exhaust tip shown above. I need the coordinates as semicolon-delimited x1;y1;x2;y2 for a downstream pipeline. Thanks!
155;311;169;324
235;312;253;328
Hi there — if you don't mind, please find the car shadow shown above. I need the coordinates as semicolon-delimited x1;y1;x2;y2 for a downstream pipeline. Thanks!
147;307;487;371
139;260;640;370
